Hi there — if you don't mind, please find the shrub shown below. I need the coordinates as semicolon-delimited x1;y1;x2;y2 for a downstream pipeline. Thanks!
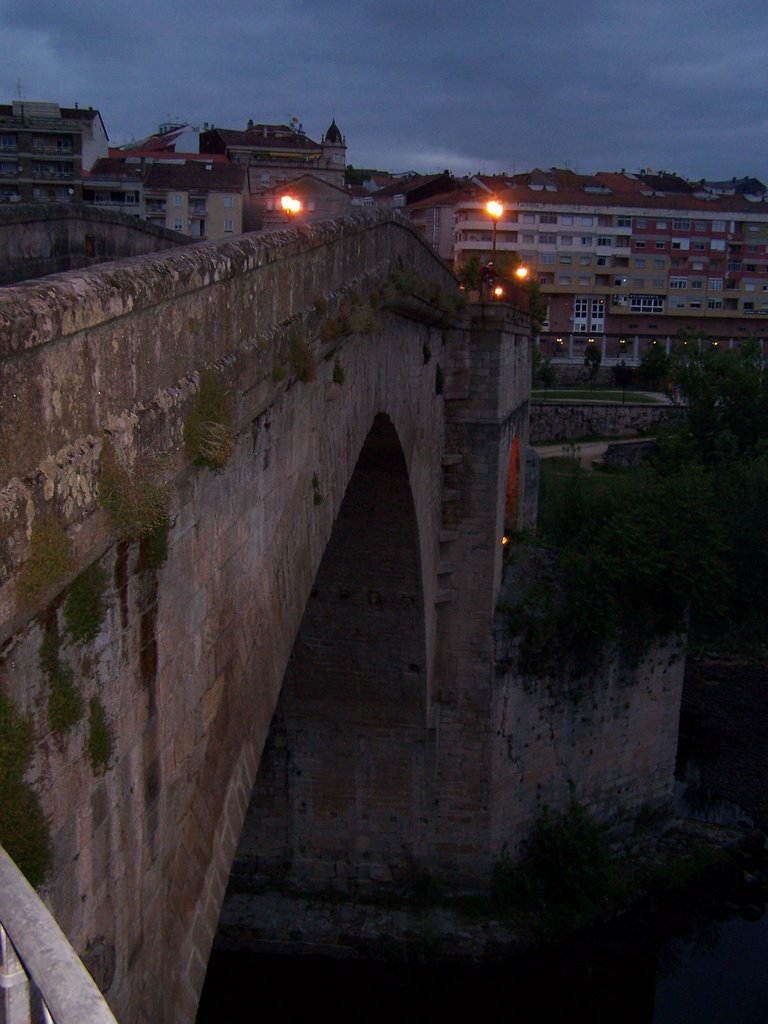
99;442;169;540
88;698;112;773
288;333;316;383
64;562;108;644
184;369;236;472
0;693;50;888
40;631;84;735
17;516;73;606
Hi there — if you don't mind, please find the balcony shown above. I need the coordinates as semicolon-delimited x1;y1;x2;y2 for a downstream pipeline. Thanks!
188;201;208;215
145;200;167;213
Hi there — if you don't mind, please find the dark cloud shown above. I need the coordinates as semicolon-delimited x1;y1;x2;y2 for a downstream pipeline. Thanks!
1;0;765;181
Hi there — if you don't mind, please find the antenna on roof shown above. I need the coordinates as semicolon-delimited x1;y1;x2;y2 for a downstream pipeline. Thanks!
16;77;23;100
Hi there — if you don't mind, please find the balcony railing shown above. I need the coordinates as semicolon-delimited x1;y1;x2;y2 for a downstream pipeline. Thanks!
0;845;117;1024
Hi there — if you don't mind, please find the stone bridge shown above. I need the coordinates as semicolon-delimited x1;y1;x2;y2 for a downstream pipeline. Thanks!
0;211;682;1023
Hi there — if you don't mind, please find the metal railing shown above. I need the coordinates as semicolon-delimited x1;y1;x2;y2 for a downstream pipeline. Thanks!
0;846;117;1024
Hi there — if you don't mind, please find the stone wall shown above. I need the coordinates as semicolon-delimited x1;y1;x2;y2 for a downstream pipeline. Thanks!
530;400;681;443
0;212;468;1023
0;203;192;285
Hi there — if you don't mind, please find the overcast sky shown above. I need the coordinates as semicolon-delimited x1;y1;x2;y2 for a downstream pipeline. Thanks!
1;0;765;183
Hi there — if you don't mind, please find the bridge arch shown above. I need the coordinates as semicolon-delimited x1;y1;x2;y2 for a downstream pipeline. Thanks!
232;411;433;894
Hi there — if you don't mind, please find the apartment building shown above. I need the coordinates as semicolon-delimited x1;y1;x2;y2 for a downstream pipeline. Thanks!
0;101;108;204
454;168;768;348
142;161;246;240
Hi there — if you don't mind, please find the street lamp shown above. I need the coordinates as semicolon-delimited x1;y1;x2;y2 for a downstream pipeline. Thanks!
486;199;503;261
280;194;302;219
514;265;529;281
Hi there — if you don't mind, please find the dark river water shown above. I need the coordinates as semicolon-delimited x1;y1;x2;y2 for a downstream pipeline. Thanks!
196;905;768;1023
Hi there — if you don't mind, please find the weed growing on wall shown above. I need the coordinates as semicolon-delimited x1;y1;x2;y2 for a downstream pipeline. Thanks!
492;792;617;937
312;473;323;506
87;698;112;774
40;631;84;735
64;562;108;644
272;356;287;382
183;369;236;472
289;332;316;383
342;304;379;335
99;442;169;541
17;516;73;606
0;692;50;888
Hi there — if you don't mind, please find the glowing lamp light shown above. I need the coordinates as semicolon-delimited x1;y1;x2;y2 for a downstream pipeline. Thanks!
502;535;509;546
494;285;504;298
280;195;302;215
514;265;529;281
486;200;504;220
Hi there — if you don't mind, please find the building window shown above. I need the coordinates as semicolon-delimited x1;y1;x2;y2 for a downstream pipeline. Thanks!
656;220;667;229
728;261;742;272
635;240;646;248
693;241;706;252
670;298;686;309
632;278;646;287
597;236;612;247
578;276;590;286
539;253;556;264
581;216;593;226
523;213;535;223
614;276;628;286
710;239;726;251
655;241;665;249
673;218;691;230
635;218;647;228
558;275;572;285
224;218;233;232
630;295;664;313
559;255;572;265
689;300;702;309
747;223;760;233
539;232;557;244
173;194;183;208
617;216;631;227
539;213;557;224
522;233;535;244
708;278;723;291
560;234;573;245
671;240;689;250
598;216;611;227
707;298;723;309
596;256;609;266
652;278;665;288
745;263;757;272
580;236;593;246
173;219;183;231
669;277;688;289
745;283;756;291
712;220;726;232
634;258;646;268
224;195;234;209
690;279;704;289
694;220;707;231
561;215;573;225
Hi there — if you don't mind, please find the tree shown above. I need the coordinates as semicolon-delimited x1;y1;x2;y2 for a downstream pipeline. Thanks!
456;255;482;292
612;360;633;403
525;279;548;334
537;357;557;400
583;344;602;389
670;337;768;464
637;343;671;388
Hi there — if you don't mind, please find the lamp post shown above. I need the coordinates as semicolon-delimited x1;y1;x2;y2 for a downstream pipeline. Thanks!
280;194;302;219
486;199;503;261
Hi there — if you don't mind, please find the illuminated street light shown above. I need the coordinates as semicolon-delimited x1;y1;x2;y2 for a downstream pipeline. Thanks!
280;195;302;218
485;199;503;261
514;265;529;281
